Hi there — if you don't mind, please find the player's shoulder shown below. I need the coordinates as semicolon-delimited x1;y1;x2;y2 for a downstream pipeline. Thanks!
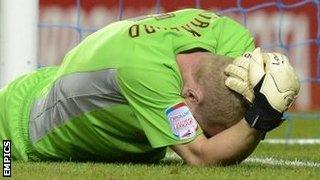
173;9;243;30
219;15;249;33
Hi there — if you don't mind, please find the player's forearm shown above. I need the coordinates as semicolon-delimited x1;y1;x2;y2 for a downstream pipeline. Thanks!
199;119;262;166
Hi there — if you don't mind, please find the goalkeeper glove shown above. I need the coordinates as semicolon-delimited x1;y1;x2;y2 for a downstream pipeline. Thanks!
224;52;253;103
225;48;300;132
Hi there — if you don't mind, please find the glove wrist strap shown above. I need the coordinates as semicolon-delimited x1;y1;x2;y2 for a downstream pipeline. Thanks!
244;77;284;132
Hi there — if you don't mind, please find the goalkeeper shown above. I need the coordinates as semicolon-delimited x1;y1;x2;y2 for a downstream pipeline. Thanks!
0;9;300;165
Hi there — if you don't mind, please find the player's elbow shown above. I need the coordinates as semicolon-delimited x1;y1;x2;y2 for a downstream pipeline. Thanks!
182;152;228;166
178;150;211;166
183;156;206;166
186;157;243;166
185;147;246;166
184;157;225;166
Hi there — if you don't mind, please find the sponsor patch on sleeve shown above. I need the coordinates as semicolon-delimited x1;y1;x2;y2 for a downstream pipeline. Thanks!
165;102;198;140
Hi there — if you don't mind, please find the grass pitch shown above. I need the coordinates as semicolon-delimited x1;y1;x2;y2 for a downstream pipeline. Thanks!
4;118;320;179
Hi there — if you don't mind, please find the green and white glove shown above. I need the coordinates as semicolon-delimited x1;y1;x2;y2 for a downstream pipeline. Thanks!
225;48;300;132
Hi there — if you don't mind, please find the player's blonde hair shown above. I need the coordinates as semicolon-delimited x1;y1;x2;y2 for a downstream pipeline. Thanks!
194;53;246;127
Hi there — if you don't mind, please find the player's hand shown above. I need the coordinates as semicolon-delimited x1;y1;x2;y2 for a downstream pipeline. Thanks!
248;48;300;112
224;52;254;103
245;48;300;132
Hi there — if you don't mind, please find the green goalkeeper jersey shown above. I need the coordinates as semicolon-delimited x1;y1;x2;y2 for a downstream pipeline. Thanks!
2;9;254;162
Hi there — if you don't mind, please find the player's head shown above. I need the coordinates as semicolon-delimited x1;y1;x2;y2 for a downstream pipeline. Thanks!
191;54;246;137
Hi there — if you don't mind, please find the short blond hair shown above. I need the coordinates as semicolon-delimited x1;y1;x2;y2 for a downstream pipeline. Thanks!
194;53;245;127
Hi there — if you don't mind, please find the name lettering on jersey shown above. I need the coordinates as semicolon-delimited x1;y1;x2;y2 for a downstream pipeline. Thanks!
144;25;156;34
191;18;210;28
128;12;212;38
181;24;201;37
129;24;139;37
170;27;180;31
198;13;212;19
165;102;198;140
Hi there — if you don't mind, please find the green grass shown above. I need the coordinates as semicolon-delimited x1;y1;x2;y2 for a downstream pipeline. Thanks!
253;143;320;162
3;118;320;179
7;159;320;180
267;119;320;139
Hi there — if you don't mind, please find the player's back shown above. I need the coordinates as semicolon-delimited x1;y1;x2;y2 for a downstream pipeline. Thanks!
53;8;253;76
10;9;254;161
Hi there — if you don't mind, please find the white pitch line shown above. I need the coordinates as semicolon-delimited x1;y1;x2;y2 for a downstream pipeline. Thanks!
164;153;320;168
263;139;320;145
245;157;320;168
